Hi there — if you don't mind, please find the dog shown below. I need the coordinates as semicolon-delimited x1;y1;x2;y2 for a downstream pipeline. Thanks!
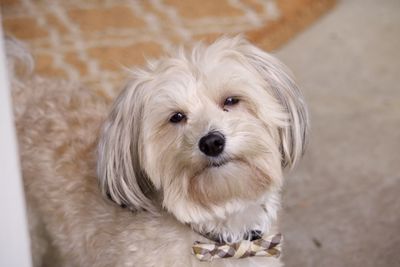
10;36;308;266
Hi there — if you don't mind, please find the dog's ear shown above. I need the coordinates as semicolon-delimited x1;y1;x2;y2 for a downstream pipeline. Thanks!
238;38;309;168
97;80;156;212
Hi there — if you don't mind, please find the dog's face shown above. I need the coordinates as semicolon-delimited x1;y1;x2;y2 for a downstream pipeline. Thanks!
97;37;308;226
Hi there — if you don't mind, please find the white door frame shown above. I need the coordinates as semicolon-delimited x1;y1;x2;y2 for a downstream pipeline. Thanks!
0;21;33;267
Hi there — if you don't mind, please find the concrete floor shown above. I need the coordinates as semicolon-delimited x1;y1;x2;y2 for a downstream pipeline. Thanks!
275;0;400;266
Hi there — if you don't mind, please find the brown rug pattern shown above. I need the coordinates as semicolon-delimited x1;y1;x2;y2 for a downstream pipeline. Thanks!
1;0;336;94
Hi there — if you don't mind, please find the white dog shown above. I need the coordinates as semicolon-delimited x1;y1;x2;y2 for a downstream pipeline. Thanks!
11;36;308;266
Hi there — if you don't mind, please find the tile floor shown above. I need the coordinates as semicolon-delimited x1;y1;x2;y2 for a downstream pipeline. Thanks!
276;0;400;266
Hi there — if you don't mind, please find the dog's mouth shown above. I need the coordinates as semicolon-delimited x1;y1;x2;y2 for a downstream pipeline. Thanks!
191;156;248;178
206;156;245;169
208;158;230;168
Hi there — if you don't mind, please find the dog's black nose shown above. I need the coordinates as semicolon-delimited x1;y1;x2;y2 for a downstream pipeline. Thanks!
199;131;225;157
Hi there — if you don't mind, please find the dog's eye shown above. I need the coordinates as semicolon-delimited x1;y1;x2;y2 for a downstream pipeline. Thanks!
169;112;186;123
224;97;240;106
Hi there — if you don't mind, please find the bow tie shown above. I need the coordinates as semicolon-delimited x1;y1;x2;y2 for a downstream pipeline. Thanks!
192;233;282;262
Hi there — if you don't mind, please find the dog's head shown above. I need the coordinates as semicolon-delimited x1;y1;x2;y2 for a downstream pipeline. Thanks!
97;36;308;227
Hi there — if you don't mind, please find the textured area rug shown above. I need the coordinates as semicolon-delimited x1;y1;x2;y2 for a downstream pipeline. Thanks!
1;0;335;94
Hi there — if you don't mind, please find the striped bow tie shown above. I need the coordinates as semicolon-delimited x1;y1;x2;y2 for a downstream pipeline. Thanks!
192;233;282;262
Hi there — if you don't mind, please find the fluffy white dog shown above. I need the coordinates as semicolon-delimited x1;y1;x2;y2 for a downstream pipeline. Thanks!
11;36;308;266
